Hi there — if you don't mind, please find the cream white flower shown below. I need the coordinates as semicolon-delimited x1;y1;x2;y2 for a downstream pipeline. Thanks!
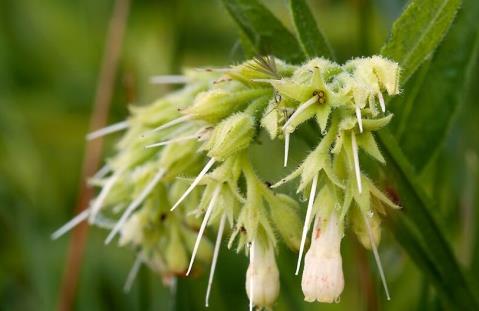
246;242;280;308
301;211;344;303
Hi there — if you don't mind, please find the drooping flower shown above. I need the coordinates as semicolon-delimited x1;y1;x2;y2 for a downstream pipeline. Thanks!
302;210;344;303
246;241;280;309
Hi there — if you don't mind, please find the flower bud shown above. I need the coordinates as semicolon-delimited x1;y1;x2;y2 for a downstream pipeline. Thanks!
351;207;381;250
302;211;344;303
119;213;144;246
165;229;188;275
246;242;280;308
159;140;203;179
203;112;255;161
269;194;302;251
185;87;270;123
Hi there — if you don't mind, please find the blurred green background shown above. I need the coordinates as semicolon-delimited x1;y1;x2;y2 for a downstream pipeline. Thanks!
1;0;478;310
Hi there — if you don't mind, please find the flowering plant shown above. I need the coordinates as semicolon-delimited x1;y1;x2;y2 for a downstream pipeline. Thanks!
53;0;479;309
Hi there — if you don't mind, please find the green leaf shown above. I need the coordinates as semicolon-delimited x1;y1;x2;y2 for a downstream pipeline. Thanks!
222;0;305;63
378;129;479;310
380;0;461;84
288;0;334;59
394;0;479;170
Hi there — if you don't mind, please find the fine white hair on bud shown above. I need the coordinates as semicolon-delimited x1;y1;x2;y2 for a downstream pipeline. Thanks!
301;211;344;303
246;241;280;309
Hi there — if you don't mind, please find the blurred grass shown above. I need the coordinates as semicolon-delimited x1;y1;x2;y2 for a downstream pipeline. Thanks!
0;0;477;310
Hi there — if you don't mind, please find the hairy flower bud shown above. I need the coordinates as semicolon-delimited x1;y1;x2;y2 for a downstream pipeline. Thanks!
269;194;302;251
203;112;255;161
185;87;270;123
165;229;188;275
351;206;381;250
246;242;280;308
302;211;344;303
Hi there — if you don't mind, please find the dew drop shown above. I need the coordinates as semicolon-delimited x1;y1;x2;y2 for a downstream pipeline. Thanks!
335;296;341;303
335;203;341;210
321;129;327;135
368;210;374;218
299;194;307;202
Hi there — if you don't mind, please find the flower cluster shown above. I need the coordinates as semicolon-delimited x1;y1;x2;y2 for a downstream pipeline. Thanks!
54;56;401;309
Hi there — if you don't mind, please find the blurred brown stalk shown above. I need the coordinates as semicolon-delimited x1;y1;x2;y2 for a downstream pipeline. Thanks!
57;0;131;310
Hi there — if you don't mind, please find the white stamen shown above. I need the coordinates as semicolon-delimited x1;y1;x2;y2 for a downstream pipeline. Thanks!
123;254;143;293
105;168;166;244
362;210;390;300
149;75;188;85
86;120;129;141
51;208;90;240
89;171;121;222
378;92;386;113
283;132;290;167
282;96;317;132
145;134;198;148
205;214;226;307
171;158;216;211
351;132;362;193
92;164;111;180
295;174;318;275
250;78;278;83
146;115;192;136
355;106;363;133
186;186;221;276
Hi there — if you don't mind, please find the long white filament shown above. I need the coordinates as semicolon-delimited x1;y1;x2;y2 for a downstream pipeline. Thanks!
150;75;188;85
145;134;198;149
295;174;318;275
282;96;317;132
123;254;143;293
150;115;192;134
351;132;362;193
86;120;129;141
378;92;386;113
362;210;391;300
51;208;90;240
283;132;290;167
89;172;121;222
355;106;363;133
205;214;226;307
105;168;166;244
249;241;255;311
92;164;111;180
171;158;216;211
186;186;221;276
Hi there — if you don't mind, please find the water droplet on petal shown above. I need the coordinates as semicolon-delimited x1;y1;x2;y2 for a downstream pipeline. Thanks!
299;194;307;202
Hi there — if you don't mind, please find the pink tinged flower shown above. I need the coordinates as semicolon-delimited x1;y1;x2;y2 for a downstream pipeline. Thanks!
245;242;280;308
301;211;344;303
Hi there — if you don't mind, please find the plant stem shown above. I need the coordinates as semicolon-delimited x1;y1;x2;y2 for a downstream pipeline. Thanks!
57;0;131;309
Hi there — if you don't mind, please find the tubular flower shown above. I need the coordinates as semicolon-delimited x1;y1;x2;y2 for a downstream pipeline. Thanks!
302;210;344;303
53;55;402;306
246;241;280;309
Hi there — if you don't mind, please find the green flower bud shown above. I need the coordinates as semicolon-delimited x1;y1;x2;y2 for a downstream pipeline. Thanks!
159;140;203;179
185;87;270;123
165;228;188;275
269;194;302;251
351;206;381;250
183;227;213;263
203;113;255;161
